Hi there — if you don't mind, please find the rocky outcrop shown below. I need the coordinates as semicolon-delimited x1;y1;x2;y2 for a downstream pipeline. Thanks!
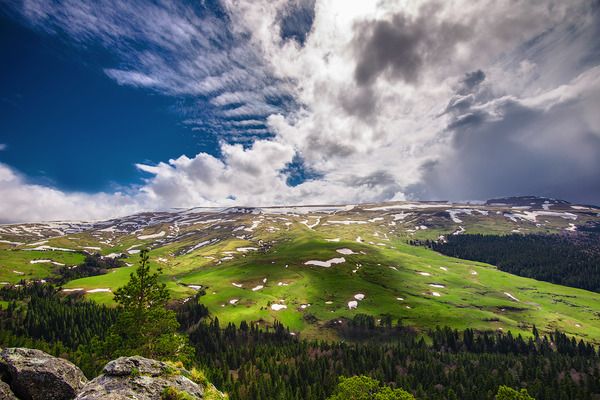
0;348;87;400
0;380;18;400
0;349;223;400
75;356;207;400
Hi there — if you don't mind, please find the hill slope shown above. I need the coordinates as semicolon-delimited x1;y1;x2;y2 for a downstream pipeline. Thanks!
1;197;600;342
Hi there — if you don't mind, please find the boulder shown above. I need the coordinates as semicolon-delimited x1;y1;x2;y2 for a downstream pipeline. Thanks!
0;348;87;400
0;380;18;400
75;356;206;400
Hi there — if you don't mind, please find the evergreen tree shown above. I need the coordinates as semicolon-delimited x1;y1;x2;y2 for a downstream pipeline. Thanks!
327;376;415;400
102;249;192;362
496;385;535;400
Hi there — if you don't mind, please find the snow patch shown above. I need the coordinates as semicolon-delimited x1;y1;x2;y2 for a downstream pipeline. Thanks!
32;258;64;269
392;212;411;221
304;257;345;268
0;240;24;245
87;288;111;293
504;292;519;302
336;248;356;255
237;247;258;252
25;245;74;252
137;231;165;240
452;226;465;235
366;203;443;211
329;220;367;225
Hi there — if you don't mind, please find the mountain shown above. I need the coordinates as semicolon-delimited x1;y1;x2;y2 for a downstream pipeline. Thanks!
1;197;600;342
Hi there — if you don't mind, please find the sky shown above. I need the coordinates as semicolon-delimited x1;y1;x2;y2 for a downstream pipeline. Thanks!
0;0;599;223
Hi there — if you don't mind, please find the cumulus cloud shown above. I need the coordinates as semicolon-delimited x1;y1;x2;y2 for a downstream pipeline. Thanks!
1;0;600;222
0;163;143;223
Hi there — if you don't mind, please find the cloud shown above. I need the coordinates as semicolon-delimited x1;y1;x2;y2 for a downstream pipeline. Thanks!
2;0;600;222
460;70;486;93
352;8;471;86
278;0;316;45
411;66;600;204
12;0;290;133
0;144;6;151
0;163;143;223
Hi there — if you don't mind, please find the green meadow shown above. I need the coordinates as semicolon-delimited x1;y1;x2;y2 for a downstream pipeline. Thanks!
2;206;600;343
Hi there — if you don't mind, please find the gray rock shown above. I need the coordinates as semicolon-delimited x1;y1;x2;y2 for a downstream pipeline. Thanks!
75;356;205;400
0;380;18;400
0;348;87;400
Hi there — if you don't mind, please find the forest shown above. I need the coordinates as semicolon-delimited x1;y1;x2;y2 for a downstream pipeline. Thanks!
1;277;599;400
429;233;600;292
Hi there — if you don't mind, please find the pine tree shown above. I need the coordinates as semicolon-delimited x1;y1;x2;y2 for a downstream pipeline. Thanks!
102;249;192;362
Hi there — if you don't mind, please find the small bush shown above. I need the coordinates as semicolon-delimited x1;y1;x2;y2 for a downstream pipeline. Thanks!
161;386;195;400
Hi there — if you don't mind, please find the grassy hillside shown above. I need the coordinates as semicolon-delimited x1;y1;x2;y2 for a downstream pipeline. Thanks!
2;199;600;343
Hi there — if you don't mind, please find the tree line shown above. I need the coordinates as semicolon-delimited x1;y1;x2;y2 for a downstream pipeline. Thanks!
422;233;600;292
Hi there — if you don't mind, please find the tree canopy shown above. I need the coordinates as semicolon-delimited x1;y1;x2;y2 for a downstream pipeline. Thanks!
327;376;415;400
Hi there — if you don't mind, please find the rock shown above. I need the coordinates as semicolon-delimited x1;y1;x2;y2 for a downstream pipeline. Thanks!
75;356;206;400
0;380;18;400
0;348;87;400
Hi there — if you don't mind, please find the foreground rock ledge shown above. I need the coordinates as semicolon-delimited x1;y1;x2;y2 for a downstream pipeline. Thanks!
76;356;208;400
0;347;87;400
0;348;224;400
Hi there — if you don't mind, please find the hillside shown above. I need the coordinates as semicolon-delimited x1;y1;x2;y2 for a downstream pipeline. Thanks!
1;197;600;342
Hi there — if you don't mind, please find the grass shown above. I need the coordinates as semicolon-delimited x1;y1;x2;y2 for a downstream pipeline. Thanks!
0;249;85;283
2;211;600;343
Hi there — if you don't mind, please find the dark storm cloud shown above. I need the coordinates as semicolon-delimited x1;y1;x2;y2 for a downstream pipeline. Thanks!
346;171;401;200
411;88;600;205
352;8;471;86
443;69;489;119
460;70;485;92
338;85;378;120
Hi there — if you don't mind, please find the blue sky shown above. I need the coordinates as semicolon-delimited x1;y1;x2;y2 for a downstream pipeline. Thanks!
0;1;599;222
1;12;221;192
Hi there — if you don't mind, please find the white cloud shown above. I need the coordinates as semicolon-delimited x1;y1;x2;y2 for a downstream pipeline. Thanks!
0;163;144;223
0;144;6;151
2;0;599;222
